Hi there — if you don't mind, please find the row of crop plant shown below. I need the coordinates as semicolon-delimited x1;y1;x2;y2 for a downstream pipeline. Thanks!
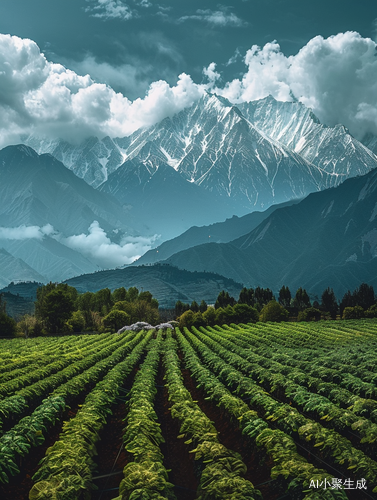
28;330;152;499
183;326;377;494
200;325;377;443
215;324;377;420
175;328;347;500
163;332;262;500
0;332;134;434
0;331;149;485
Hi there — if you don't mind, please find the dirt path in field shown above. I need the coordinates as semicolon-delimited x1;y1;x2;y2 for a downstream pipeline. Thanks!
155;357;198;500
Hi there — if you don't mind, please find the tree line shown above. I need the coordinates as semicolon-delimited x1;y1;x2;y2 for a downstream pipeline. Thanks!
175;283;377;329
1;283;160;337
0;281;376;337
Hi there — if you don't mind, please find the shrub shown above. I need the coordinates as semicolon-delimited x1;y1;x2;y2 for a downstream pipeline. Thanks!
103;310;131;332
298;307;322;322
66;311;86;333
259;301;289;323
343;305;364;320
365;304;377;318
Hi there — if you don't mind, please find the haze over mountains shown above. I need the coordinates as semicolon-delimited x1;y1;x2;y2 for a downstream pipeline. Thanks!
1;93;377;295
163;166;377;298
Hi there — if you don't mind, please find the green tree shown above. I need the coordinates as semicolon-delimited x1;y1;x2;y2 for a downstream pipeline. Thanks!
0;296;16;337
321;287;338;319
132;300;159;324
238;287;254;306
178;310;196;329
76;291;95;327
92;288;113;315
175;300;189;318
199;300;207;313
260;301;289;323
35;283;77;320
215;290;235;309
112;287;127;303
203;307;216;326
254;287;274;310
103;310;131;332
340;290;354;317
127;287;139;302
66;311;86;333
38;289;75;333
191;301;199;312
343;306;364;320
138;291;154;303
292;287;311;312
278;286;291;309
233;303;259;324
17;315;43;337
353;283;375;310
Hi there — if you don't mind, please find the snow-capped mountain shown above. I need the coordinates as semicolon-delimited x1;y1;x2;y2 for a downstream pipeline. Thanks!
239;96;377;180
23;135;127;188
24;93;377;218
101;94;328;213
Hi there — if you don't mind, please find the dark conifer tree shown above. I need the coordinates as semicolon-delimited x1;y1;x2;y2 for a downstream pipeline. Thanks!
292;287;311;311
321;287;338;319
278;286;291;309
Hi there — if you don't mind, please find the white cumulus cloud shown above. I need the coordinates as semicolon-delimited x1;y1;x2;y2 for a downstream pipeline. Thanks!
0;33;206;146
215;32;377;139
0;31;377;148
58;221;158;267
203;62;221;86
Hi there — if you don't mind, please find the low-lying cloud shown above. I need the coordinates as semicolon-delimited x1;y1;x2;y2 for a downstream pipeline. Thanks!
0;31;377;147
0;224;54;240
0;221;157;268
57;221;158;267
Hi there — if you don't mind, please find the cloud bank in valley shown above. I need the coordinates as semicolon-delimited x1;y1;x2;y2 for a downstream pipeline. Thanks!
0;31;377;147
0;224;54;240
58;221;158;268
0;221;157;268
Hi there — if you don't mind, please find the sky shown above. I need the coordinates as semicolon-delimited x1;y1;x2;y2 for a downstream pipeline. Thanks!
0;0;377;266
0;0;376;145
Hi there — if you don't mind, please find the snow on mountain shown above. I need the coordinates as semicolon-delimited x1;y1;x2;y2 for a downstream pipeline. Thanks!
22;93;377;218
239;96;377;181
100;93;330;213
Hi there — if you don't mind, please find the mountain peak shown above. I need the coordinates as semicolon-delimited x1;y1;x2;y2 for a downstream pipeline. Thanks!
204;91;233;108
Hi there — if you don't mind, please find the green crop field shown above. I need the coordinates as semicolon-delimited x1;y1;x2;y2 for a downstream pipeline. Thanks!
1;320;377;500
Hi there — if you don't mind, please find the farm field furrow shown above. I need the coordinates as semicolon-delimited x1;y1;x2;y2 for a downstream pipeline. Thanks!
197;326;377;451
182;326;377;496
0;320;376;500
